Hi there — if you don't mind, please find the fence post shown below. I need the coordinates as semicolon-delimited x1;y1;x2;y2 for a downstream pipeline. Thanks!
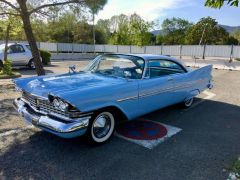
117;45;119;53
161;44;163;55
230;45;234;61
130;45;132;53
72;43;74;54
202;45;206;59
103;44;105;54
56;43;59;54
179;45;182;59
144;46;146;54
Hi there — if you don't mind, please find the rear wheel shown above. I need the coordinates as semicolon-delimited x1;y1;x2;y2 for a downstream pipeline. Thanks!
182;97;194;108
28;59;35;69
87;111;115;144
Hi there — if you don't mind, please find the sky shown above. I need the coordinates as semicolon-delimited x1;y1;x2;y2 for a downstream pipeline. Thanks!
96;0;240;27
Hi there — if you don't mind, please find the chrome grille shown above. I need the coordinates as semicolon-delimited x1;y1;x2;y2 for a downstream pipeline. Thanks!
22;91;83;118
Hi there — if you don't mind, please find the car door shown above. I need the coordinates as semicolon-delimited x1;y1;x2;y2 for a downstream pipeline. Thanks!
163;61;190;104
138;59;175;116
7;44;27;65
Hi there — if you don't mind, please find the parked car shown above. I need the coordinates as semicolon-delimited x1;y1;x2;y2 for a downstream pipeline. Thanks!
13;54;213;144
0;43;37;69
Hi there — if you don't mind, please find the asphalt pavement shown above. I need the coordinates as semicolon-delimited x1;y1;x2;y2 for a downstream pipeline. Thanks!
0;62;240;180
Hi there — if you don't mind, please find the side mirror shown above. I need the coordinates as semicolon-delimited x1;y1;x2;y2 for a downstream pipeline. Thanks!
69;65;76;73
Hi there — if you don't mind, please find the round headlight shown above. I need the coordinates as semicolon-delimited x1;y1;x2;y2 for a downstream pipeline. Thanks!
59;100;69;111
53;98;60;108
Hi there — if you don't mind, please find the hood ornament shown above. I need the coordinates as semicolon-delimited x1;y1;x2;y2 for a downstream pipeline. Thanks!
69;65;76;73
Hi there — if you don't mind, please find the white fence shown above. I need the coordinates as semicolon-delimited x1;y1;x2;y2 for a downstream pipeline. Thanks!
1;41;239;59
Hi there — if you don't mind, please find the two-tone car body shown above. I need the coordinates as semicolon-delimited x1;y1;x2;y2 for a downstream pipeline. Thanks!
14;54;213;143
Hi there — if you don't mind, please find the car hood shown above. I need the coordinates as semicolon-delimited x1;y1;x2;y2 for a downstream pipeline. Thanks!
14;72;126;98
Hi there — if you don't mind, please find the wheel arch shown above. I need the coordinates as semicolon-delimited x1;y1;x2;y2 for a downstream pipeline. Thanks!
94;105;128;124
186;89;200;100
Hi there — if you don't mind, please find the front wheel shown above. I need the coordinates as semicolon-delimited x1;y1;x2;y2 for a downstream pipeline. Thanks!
87;111;115;144
28;59;35;69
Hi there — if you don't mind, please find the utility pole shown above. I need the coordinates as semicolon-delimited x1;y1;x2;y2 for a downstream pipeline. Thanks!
92;0;96;53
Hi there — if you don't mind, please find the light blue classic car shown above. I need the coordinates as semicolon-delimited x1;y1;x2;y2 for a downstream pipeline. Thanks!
14;54;213;143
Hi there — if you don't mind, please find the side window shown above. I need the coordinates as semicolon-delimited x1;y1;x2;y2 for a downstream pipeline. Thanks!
8;45;25;54
26;45;31;51
148;59;185;78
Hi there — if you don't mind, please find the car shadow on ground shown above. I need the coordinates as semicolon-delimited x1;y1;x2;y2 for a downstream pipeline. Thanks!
0;99;240;179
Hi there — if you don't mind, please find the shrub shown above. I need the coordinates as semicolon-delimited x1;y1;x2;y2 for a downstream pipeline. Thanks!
1;59;13;75
39;49;51;65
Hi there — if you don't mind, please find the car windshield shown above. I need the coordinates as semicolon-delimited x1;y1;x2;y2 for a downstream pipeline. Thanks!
85;55;145;79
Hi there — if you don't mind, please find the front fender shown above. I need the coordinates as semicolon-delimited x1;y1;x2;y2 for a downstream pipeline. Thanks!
54;81;139;120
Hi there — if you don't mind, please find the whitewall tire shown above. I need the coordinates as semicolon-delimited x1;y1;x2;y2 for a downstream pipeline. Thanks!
88;111;115;144
183;97;194;108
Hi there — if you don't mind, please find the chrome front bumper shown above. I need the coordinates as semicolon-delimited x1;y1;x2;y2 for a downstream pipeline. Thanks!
13;98;90;134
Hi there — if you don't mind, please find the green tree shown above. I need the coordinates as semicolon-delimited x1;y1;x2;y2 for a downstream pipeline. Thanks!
32;20;50;42
156;34;164;45
109;13;153;46
161;17;193;45
0;0;107;76
225;36;239;45
95;19;111;44
109;14;130;45
73;21;93;44
185;17;229;45
86;0;107;45
0;15;25;41
205;0;238;8
48;12;77;43
129;13;153;46
231;30;240;43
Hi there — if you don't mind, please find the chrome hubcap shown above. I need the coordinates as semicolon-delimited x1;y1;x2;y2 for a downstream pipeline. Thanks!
93;115;111;138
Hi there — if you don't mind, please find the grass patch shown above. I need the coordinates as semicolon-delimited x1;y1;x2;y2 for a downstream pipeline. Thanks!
0;59;21;79
229;157;240;179
0;71;21;79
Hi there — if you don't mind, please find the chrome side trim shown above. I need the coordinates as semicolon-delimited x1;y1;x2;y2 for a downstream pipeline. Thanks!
116;79;206;101
139;87;173;98
117;95;138;102
139;79;206;99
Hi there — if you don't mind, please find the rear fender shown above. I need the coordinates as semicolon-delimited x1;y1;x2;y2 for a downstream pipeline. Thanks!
185;89;200;100
188;65;213;91
189;65;213;79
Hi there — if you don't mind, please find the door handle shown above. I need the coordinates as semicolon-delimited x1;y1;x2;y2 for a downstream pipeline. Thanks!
167;77;174;81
